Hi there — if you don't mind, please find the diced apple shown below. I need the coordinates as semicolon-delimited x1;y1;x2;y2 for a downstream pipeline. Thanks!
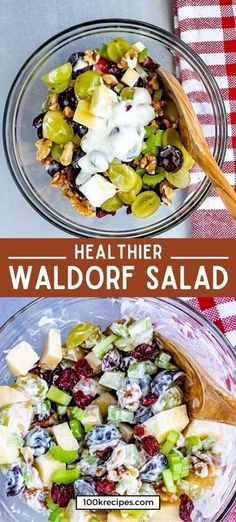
121;68;140;87
81;405;103;426
80;174;116;208
84;351;102;373
1;402;33;437
52;422;79;451
150;503;180;522
118;423;134;442
143;405;189;443
90;85;117;118
20;446;34;464
0;386;29;407
92;392;117;417
6;341;39;377
35;453;65;486
73;100;103;129
0;426;20;464
184;419;223;441
40;329;62;370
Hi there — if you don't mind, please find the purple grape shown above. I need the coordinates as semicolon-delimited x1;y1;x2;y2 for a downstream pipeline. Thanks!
45;160;62;177
69;120;88;138
120;356;136;371
126;205;132;215
139;455;168;482
32;112;45;139
74;479;97;496
58;88;77;110
66;165;79;188
72;147;86;167
151;370;185;397
143;56;159;72
6;465;24;497
68;52;84;66
133;405;152;424
159;146;184;173
25;427;53;456
86;425;121;447
102;349;121;372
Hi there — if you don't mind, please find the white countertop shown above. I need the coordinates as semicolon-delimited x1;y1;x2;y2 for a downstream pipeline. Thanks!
0;0;192;238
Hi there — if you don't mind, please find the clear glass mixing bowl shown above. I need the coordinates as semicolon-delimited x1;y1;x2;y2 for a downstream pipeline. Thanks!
0;297;235;521
3;19;227;237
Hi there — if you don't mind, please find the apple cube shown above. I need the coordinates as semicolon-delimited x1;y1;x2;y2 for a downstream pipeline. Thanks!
80;405;103;427
73;100;103;129
80;174;116;208
84;351;102;374
6;341;39;377
35;453;65;486
184;419;223;441
40;329;62;370
0;385;29;407
90;85;117;118
92;392;117;417
143;404;189;443
121;68;140;87
52;422;79;451
0;426;20;464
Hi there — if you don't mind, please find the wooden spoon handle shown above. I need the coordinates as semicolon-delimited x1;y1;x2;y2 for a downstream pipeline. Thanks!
198;378;236;425
198;152;236;222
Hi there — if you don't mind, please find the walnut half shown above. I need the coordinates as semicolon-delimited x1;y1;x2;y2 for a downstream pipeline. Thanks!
63;187;95;217
140;154;157;175
59;141;74;166
84;49;100;65
160;180;176;205
35;138;52;161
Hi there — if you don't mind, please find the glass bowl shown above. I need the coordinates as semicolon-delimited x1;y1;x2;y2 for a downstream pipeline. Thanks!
3;19;227;238
0;297;235;522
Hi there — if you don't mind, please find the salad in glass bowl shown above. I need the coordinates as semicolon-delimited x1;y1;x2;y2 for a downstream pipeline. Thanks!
33;37;194;219
0;315;227;522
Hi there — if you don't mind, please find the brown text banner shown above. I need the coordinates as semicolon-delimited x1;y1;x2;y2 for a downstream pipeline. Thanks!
0;239;234;297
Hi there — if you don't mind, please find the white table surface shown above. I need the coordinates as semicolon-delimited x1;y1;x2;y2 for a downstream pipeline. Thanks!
0;0;192;238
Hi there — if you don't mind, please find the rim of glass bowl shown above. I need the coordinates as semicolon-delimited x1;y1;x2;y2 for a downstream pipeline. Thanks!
3;19;227;238
0;296;235;520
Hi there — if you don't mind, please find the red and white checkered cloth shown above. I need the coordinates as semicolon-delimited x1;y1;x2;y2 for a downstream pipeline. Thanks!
174;0;236;238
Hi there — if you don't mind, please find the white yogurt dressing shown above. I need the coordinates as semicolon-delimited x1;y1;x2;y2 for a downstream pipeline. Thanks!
75;87;155;186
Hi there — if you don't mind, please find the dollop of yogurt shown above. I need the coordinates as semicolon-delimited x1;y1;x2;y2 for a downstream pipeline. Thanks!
75;87;155;185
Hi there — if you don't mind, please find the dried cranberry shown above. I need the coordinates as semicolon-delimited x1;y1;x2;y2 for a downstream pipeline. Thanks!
58;87;77;111
143;56;159;71
94;57;109;74
130;343;157;361
95;478;116;495
142;394;157;406
51;483;75;508
133;424;145;439
140;435;160;456
106;62;118;75
179;494;194;522
56;368;78;391
126;104;132;112
73;389;93;409
96;208;116;218
68;51;84;66
96;446;113;462
75;359;93;379
159;146;184;173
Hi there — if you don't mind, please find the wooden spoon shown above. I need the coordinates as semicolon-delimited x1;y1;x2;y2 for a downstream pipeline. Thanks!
157;67;236;221
154;333;236;426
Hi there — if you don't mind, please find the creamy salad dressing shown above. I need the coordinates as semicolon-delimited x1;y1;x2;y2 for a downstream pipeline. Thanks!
75;87;155;186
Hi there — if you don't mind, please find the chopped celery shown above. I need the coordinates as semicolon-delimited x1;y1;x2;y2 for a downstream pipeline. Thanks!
128;317;152;338
145;125;156;138
108;405;134;424
136;167;146;176
34;400;51;416
132;41;146;53
50;445;78;464
110;322;130;337
92;333;118;359
57;405;67;416
167;454;189;480
47;386;72;406
128;361;156;379
114;83;124;94
201;437;215;451
84;424;93;433
155;352;172;369
99;371;125;390
161;431;179;455
152;386;183;414
138;48;149;63
186;435;201;447
121;511;148;522
70;406;86;421
181;458;190;478
135;63;148;79
162;468;177;493
142;172;166;189
97;43;109;59
89;517;99;522
52;468;80;484
69;419;84;440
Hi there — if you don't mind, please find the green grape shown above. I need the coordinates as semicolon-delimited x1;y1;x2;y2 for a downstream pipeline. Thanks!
131;191;160;218
51;143;64;162
41;63;72;86
66;322;102;349
43;110;74;144
142;172;166;188
118;172;142;203
48;79;71;94
120;87;135;100
163;99;179;124
101;194;123;212
162;128;194;171
15;374;48;405
166;170;191;188
107;38;131;62
74;71;102;101
108;163;137;192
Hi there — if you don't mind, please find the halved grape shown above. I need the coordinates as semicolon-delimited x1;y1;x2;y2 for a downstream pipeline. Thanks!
142;171;166;189
166;170;191;188
48;79;71;94
118;173;142;203
74;71;102;101
66;322;101;349
120;87;135;100
43;111;74;144
101;194;123;212
51;143;64;162
162;128;194;171
107;38;131;62
163;99;179;124
131;191;160;218
41;63;72;85
108;164;137;192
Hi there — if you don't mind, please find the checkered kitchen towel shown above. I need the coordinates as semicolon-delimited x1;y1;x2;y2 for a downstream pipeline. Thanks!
187;297;236;521
174;0;236;238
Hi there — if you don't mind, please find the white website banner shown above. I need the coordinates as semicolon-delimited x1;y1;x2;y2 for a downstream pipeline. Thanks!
76;496;161;511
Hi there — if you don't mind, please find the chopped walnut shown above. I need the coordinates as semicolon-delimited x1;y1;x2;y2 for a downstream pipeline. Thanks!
63;187;95;217
103;74;118;86
118;48;138;69
60;141;74;166
35;138;52;161
50;171;68;188
160;180;176;205
140;154;157;175
155;484;178;503
150;119;160;129
84;49;100;65
148;73;159;90
161;118;178;129
191;452;216;478
48;92;59;111
31;412;58;428
107;445;126;470
117;382;142;411
63;106;74;119
152;100;165;117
